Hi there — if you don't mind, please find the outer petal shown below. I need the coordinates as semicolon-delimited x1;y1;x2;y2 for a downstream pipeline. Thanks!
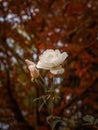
36;61;50;70
55;49;61;55
42;49;54;56
51;51;68;67
25;59;36;67
61;52;68;62
50;66;64;75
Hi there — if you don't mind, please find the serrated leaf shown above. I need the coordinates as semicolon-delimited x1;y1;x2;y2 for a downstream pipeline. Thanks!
33;96;43;102
83;123;93;126
83;115;95;123
48;100;54;113
54;116;61;120
94;119;98;125
46;116;63;129
38;102;45;112
52;119;62;129
46;115;52;126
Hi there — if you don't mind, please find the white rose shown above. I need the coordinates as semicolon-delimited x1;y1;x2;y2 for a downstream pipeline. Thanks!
25;59;39;81
36;49;68;75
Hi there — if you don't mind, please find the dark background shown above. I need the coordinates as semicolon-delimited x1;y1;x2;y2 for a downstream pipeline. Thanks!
0;0;98;129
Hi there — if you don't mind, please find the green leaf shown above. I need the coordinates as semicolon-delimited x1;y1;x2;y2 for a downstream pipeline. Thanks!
46;115;52;126
38;102;45;112
94;119;98;125
83;115;95;123
52;119;62;129
46;115;63;129
33;96;44;102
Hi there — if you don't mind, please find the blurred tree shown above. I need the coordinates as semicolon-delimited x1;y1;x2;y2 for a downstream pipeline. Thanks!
0;0;98;130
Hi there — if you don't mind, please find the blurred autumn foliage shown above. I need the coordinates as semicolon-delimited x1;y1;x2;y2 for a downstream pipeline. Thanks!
0;0;98;130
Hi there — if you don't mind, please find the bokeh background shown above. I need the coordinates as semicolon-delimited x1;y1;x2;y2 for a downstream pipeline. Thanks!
0;0;98;130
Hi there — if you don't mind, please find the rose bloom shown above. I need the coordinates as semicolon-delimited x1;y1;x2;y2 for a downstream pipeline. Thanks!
25;59;39;81
36;49;68;74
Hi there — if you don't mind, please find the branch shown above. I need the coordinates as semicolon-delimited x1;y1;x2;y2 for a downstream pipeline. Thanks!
4;62;35;130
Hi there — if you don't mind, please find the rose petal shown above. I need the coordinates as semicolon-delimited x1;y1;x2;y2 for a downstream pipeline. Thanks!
25;59;39;80
36;61;50;70
55;49;61;55
61;52;68;61
50;66;64;75
25;59;35;67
